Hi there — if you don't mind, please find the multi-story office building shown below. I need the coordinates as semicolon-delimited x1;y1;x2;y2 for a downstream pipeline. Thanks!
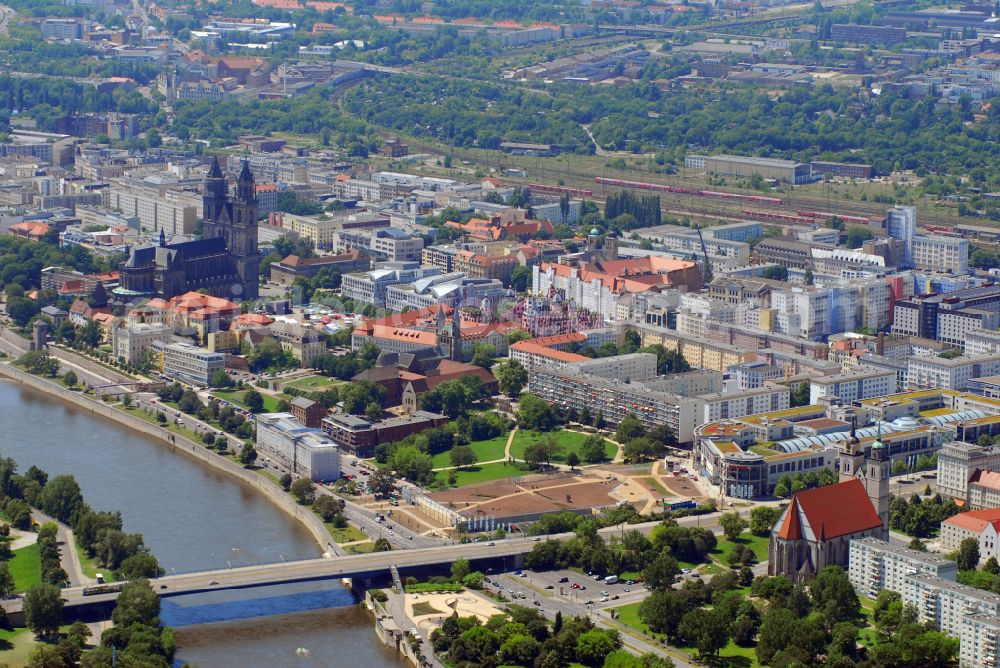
848;538;957;599
907;354;1000;391
730;361;784;390
333;227;424;262
913;235;970;274
384;273;505;312
770;287;831;340
341;263;442;306
41;18;84;40
111;321;171;365
321;410;448;458
809;368;898;404
700;387;791;423
267;320;326;368
937;441;1000;502
886;205;917;266
256;413;340;482
892;285;1000;343
272;211;390;250
831;23;907;44
157;341;225;386
108;178;198;235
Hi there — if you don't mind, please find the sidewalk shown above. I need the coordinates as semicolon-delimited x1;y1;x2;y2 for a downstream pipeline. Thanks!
31;509;88;587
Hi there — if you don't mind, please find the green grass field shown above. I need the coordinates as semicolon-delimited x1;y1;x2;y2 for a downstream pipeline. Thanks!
344;542;375;554
615;601;658;638
325;524;368;544
9;544;40;592
0;627;36;666
73;539;117;583
435;461;534;487
431;435;510;469
214;390;283;412
711;532;771;566
509;430;616;464
282;375;344;392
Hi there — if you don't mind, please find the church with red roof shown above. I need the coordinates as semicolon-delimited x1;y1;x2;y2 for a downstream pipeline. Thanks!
769;427;890;581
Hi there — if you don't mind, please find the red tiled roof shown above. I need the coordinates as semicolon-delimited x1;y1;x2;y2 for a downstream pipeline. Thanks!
511;340;590;364
944;507;1000;533
777;479;881;541
970;469;1000;492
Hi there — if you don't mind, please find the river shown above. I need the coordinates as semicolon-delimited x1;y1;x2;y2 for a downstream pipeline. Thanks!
0;380;405;667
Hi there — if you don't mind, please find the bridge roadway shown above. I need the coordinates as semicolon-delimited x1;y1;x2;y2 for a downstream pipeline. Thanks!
19;511;732;616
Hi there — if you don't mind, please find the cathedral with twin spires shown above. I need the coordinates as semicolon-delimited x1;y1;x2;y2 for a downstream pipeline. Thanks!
116;157;260;301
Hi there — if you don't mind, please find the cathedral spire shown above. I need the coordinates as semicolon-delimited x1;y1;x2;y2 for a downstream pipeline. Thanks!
236;159;255;203
208;155;223;179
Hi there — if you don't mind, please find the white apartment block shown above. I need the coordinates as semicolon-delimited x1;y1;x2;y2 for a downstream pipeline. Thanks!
275;213;341;249
570;353;658;382
939;309;1000;349
941;511;1000;561
960;613;1000;668
907;354;1000;391
966;330;1000;357
111;321;171;365
771;287;831;340
913;235;970;274
848;538;957;599
809;368;897;404
909;574;1000;639
937;441;1000;502
256;413;340;482
699;386;791;423
108;181;197;235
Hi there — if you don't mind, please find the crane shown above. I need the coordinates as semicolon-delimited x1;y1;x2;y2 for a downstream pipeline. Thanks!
695;223;712;285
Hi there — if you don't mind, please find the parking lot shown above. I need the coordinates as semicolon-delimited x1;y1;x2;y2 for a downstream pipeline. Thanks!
485;566;650;615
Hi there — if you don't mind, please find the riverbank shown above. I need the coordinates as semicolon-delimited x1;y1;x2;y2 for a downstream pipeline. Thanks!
0;362;335;556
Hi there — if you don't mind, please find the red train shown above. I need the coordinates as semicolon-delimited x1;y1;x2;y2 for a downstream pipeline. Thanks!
924;224;958;235
528;183;594;198
743;209;814;225
593;177;782;205
797;210;878;225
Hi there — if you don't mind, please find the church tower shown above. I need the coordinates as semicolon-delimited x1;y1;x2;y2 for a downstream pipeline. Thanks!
450;304;462;361
865;439;891;539
230;160;260;300
202;156;228;239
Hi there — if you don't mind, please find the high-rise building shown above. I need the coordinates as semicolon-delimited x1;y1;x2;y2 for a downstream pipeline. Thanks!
886;205;917;267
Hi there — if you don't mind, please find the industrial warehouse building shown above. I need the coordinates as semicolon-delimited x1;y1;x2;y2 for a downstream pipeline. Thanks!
686;154;812;184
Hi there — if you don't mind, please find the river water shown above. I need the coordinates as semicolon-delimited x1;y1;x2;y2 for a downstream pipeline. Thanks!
0;380;405;667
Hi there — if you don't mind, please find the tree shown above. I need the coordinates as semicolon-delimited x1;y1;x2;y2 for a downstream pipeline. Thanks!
451;558;470;582
773;474;792;498
5;499;31;530
720;511;747;541
750;506;782;537
811;566;861;624
450;445;476;469
761;265;788;281
290;478;315;504
639;589;689;637
279;473;293;491
119;554;163;580
37;474;83;524
388;446;434;483
641;551;679;591
494;359;528;398
156;411;167;425
314;495;344;522
372;537;392;552
470;344;496;369
62;370;77;387
0;563;14;596
566;452;580;469
516;393;557;431
210;369;234;388
509;265;532;292
622;437;661;463
679;608;729;660
575;629;620;667
615;414;645;443
958;536;981;571
790;381;810;407
239;443;258;467
580;434;608;463
523;435;563;469
244;389;265;413
367;468;396;498
23;584;63;639
111;579;160;628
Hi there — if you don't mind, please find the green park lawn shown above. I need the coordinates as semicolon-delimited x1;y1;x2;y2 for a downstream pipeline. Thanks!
711;532;771;566
0;627;36;666
616;602;760;667
214;390;283;412
73;539;118;583
8;544;40;592
435;461;534;487
431;435;510;469
509;430;616;464
325;523;368;544
282;375;344;393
